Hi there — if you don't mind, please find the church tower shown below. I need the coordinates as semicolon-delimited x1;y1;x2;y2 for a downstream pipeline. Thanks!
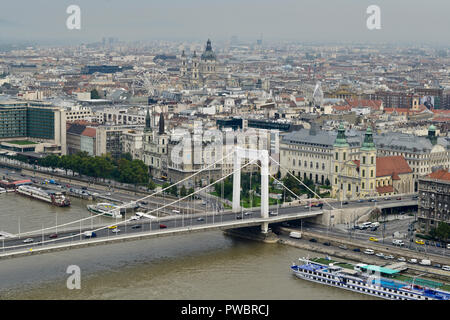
191;51;200;85
332;123;350;201
360;126;377;198
144;107;152;132
180;50;187;77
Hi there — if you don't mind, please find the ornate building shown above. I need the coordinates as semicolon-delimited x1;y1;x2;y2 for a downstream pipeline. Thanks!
179;39;226;88
142;108;169;179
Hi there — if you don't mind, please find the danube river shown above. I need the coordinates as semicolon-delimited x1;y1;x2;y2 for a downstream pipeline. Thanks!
0;192;374;300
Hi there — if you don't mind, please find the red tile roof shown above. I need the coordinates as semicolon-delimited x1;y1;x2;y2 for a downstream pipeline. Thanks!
377;185;394;194
345;99;383;110
427;169;450;181
81;127;96;138
376;156;412;178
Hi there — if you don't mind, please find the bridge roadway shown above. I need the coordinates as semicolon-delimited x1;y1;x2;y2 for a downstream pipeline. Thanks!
0;195;418;259
0;207;323;259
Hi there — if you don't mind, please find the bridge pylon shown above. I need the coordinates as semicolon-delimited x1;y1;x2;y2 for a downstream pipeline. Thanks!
232;147;269;232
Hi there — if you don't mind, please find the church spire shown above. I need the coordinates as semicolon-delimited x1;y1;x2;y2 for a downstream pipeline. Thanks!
361;126;376;151
145;107;151;132
158;113;165;135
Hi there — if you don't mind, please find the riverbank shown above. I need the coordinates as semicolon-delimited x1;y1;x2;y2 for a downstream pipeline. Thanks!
224;225;450;283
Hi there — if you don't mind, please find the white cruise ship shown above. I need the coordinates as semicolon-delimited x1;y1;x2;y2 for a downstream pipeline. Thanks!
291;257;450;300
16;185;70;207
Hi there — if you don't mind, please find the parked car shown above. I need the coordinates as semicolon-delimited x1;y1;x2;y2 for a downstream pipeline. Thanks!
323;242;331;246
396;197;402;200
433;263;441;269
369;237;379;242
375;252;384;258
353;248;361;252
338;244;348;250
309;238;317;243
415;239;425;245
385;255;394;260
408;258;418;264
397;257;406;262
364;249;375;255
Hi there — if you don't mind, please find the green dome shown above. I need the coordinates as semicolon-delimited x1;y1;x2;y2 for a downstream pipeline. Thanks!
428;125;436;131
361;126;376;151
334;123;349;147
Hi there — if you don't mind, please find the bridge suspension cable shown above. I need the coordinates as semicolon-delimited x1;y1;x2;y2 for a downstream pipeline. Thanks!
2;157;258;252
8;150;236;239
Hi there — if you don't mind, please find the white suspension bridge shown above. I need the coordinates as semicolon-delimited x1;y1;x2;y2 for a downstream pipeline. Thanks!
2;146;407;259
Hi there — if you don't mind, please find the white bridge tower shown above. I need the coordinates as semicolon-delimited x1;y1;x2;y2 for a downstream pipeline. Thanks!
232;147;270;233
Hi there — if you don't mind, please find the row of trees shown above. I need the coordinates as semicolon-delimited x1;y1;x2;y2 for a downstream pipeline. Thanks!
34;152;149;186
429;222;450;243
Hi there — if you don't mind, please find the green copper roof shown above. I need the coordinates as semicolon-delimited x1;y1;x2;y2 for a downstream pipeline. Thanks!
428;124;436;131
361;126;376;151
334;123;349;147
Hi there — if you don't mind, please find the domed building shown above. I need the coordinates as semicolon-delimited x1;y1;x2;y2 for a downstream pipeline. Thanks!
179;39;226;88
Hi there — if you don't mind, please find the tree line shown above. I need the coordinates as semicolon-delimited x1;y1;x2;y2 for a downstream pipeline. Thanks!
20;152;150;186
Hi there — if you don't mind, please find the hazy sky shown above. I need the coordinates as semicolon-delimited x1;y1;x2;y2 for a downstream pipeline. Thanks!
1;0;449;45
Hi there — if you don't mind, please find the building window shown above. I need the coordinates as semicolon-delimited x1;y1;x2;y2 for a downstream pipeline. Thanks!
362;156;366;164
370;170;374;177
335;152;338;160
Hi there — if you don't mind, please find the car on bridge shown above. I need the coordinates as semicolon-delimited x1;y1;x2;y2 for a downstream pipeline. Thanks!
269;211;278;216
49;233;58;239
396;197;402;200
131;225;141;229
108;225;117;229
112;228;120;233
197;217;204;221
369;237;379;242
159;224;167;229
23;238;34;243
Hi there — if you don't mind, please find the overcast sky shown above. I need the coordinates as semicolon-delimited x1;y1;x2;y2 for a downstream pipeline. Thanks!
1;0;449;45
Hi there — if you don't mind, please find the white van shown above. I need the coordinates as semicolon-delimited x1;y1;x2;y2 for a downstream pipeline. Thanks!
392;239;405;246
289;231;302;239
364;249;375;255
419;259;431;266
370;222;380;228
442;265;450;271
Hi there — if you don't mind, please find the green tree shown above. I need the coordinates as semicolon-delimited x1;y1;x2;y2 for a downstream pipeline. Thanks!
91;89;100;99
180;185;187;197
